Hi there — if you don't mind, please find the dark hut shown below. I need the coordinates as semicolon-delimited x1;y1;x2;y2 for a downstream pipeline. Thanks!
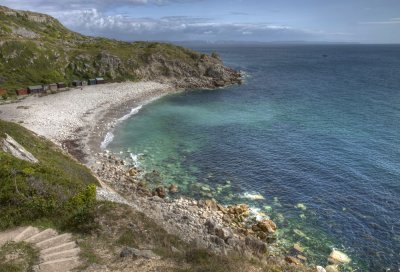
28;85;44;93
96;77;105;84
72;80;82;87
16;89;29;96
49;84;58;92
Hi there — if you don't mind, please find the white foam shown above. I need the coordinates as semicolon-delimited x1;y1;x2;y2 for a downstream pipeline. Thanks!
130;153;141;167
100;132;114;149
118;105;142;122
249;206;267;221
241;192;265;200
100;105;143;149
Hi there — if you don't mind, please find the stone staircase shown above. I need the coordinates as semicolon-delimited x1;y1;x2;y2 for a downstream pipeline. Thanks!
0;226;82;272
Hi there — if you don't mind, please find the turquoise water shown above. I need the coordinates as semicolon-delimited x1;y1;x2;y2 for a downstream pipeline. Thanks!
108;45;400;271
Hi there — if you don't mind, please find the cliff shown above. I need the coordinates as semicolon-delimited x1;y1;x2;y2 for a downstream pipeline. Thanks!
0;5;241;93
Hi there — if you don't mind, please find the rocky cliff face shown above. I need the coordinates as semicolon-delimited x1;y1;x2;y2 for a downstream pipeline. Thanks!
0;6;241;91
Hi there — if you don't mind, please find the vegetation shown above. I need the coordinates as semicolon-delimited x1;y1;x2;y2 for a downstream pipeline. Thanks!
0;242;39;272
0;5;207;96
0;119;98;232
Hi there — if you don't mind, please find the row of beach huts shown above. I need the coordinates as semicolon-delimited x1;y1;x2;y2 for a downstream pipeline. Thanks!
0;77;105;97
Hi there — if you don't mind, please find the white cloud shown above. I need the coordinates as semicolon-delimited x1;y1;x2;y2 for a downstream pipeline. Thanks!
0;0;194;11
47;8;314;41
360;18;400;25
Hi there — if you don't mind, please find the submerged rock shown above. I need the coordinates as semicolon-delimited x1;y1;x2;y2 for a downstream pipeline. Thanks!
295;203;307;211
328;249;351;264
325;265;339;272
285;256;301;265
168;184;178;193
293;242;304;253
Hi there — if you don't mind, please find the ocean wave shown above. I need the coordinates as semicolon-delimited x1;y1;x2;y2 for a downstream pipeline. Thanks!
130;153;141;167
118;105;142;122
100;105;143;149
100;132;114;149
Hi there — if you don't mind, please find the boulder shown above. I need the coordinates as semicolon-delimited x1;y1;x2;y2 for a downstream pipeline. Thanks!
204;219;217;235
245;236;268;254
257;220;277;233
328;249;351;264
215;227;233;241
285;256;301;265
153;186;166;198
120;247;160;260
317;266;327;272
168;184;178;193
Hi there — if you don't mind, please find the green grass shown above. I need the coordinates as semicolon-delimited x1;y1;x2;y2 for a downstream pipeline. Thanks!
0;6;205;96
0;119;98;233
0;241;39;272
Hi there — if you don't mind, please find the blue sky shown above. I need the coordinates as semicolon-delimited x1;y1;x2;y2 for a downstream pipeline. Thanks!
1;0;400;43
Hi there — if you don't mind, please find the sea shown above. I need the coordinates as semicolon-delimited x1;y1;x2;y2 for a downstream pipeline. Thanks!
107;44;400;271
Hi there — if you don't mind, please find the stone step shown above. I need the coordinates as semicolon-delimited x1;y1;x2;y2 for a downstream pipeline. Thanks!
41;247;80;262
36;233;72;250
13;226;40;242
24;228;58;244
41;241;77;256
0;227;24;247
37;257;82;272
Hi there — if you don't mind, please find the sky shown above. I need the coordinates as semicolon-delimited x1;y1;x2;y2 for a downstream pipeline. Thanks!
1;0;400;43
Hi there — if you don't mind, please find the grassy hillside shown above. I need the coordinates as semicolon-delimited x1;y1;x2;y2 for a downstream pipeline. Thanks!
0;119;98;232
0;6;240;97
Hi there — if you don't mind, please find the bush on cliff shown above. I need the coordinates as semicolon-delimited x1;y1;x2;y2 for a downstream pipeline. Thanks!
0;119;98;232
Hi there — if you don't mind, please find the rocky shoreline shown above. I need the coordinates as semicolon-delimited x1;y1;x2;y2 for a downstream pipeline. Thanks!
92;152;301;267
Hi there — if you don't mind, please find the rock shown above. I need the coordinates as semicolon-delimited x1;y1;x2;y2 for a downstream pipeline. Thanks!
1;133;38;163
199;199;218;210
297;255;307;261
227;204;249;216
285;256;301;265
222;214;232;223
317;266;327;272
168;184;178;193
210;235;225;246
245;236;268;254
293;242;305;253
257;220;277;233
204;219;217;235
153;186;166;198
328;249;351;264
128;167;138;176
325;265;340;272
171;246;181;254
120;247;160;259
215;227;233;241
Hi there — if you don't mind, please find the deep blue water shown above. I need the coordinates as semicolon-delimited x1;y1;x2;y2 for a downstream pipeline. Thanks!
108;45;400;271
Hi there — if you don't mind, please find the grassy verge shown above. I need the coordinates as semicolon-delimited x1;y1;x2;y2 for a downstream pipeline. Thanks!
0;241;39;272
0;119;98;233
